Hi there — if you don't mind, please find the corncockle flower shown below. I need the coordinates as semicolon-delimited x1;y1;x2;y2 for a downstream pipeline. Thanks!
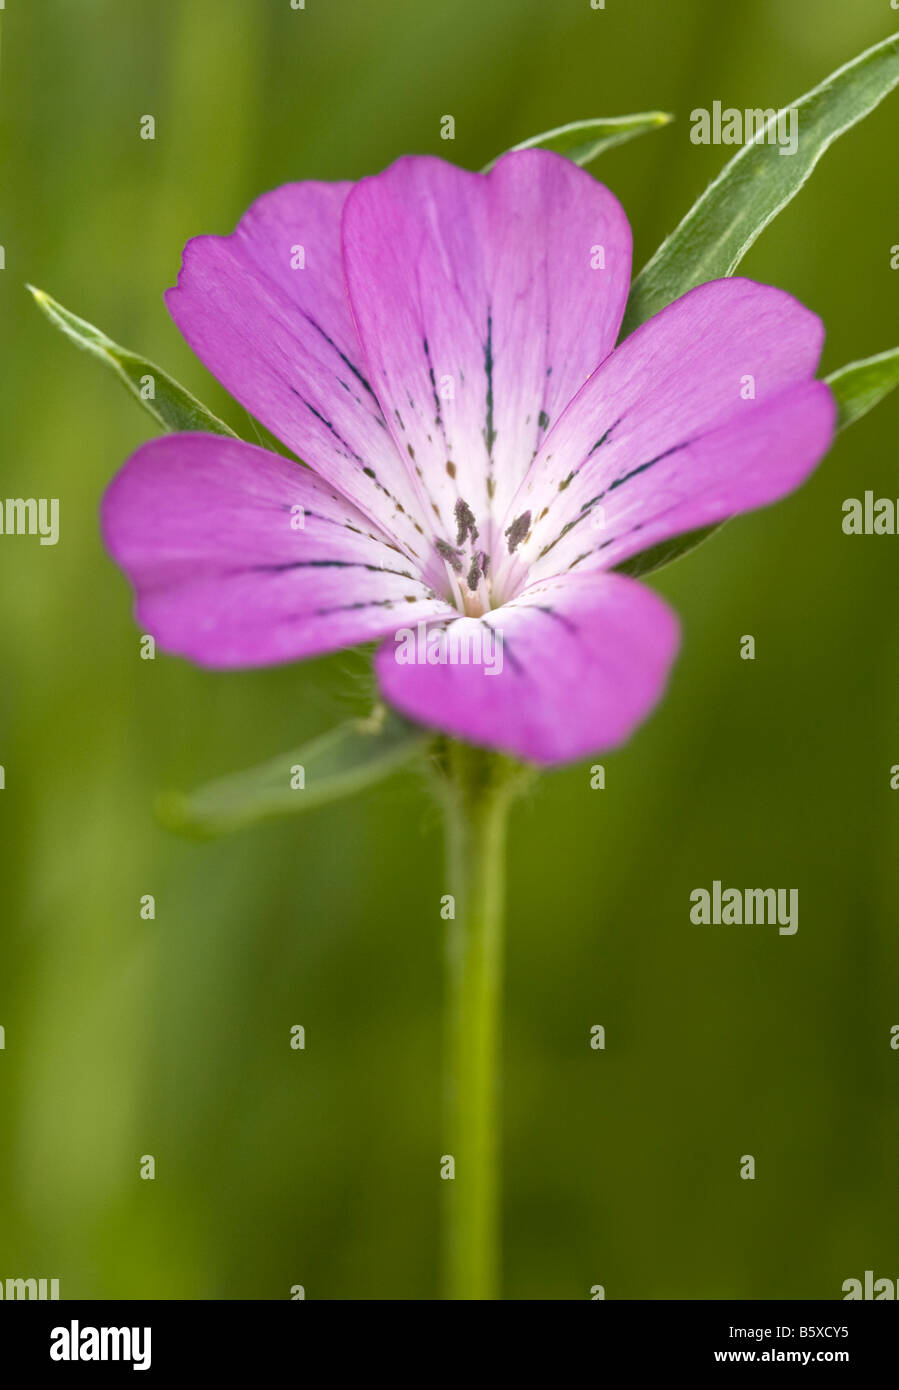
31;30;899;1304
101;151;835;765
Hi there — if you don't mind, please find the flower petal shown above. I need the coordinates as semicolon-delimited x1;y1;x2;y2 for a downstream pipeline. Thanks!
496;278;833;589
341;150;632;554
581;380;835;573
165;182;436;570
374;570;679;765
101;434;453;668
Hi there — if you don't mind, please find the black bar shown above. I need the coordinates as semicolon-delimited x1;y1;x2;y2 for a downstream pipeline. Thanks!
1;1298;895;1374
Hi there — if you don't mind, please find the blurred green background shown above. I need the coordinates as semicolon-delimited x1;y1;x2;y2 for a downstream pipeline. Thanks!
1;0;897;1300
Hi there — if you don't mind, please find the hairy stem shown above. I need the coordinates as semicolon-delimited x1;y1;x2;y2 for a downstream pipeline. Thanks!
435;741;527;1300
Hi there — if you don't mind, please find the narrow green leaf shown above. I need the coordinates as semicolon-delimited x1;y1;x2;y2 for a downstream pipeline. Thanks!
482;112;672;173
826;346;899;430
623;33;899;335
28;284;236;437
157;707;428;838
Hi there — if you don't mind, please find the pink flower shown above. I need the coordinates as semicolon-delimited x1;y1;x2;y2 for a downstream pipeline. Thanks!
102;151;835;764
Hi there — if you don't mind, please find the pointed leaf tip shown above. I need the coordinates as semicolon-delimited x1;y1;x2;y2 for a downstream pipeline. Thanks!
482;111;673;173
158;708;428;838
29;284;237;438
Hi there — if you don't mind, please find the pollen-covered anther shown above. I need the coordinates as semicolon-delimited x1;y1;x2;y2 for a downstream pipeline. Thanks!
435;538;464;574
465;550;490;592
504;510;532;554
454;497;479;547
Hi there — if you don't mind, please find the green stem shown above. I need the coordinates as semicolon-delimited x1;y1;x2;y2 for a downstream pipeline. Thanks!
436;742;526;1300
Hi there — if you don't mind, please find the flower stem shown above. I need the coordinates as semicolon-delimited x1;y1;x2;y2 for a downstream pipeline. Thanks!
436;741;527;1300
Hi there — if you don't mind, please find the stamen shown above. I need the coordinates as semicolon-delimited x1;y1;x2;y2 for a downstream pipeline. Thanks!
435;539;464;574
465;554;483;592
505;511;531;554
454;497;479;547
